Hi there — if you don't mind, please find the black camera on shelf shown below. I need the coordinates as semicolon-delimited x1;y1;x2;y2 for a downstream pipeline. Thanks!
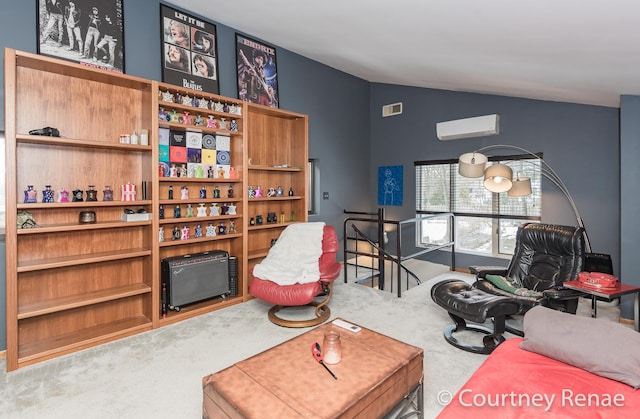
29;126;60;137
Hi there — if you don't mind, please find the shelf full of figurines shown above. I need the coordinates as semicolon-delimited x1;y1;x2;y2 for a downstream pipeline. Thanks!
158;220;237;244
159;184;240;204
21;183;149;207
158;90;241;133
247;185;295;199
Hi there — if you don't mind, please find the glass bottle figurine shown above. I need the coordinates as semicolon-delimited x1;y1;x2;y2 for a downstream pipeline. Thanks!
186;203;194;217
200;186;207;199
24;185;38;203
42;185;54;203
194;224;203;238
213;185;220;198
58;188;69;203
181;225;189;240
206;223;216;237
174;205;181;218
158;227;164;243
230;119;238;131
159;204;165;219
197;203;207;217
103;185;114;201
72;188;84;202
219;117;227;130
288;187;294;196
168;185;174;199
86;185;98;201
172;226;180;240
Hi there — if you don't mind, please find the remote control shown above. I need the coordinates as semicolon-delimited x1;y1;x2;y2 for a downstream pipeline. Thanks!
332;319;361;333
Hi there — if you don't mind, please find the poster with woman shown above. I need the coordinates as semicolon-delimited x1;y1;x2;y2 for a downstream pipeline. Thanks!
160;4;219;94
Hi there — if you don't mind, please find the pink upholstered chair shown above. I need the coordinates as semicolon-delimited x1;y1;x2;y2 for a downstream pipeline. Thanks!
249;225;341;327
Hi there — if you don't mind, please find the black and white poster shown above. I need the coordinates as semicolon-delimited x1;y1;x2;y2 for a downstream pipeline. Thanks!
160;4;219;95
37;0;125;73
236;33;279;108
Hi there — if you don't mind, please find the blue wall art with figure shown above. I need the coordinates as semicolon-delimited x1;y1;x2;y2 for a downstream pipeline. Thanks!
378;165;403;206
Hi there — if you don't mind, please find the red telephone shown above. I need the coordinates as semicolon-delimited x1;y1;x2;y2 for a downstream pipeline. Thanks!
578;272;619;289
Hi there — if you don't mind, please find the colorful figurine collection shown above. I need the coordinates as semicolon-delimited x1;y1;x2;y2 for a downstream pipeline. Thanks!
158;89;241;129
23;184;127;203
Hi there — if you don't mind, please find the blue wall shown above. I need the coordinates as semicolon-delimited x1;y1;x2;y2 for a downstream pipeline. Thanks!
0;1;632;352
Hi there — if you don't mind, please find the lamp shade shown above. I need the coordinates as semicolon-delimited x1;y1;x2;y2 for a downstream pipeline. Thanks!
458;152;488;178
508;177;532;196
484;164;513;193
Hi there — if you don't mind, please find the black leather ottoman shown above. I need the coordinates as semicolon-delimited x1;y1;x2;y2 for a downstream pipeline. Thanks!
431;279;521;354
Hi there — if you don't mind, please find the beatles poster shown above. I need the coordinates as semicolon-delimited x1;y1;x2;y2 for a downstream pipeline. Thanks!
37;0;125;73
236;34;279;108
160;4;219;95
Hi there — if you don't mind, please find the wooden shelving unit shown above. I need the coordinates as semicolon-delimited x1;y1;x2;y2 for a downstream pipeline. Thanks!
4;49;309;371
4;48;155;371
245;103;309;284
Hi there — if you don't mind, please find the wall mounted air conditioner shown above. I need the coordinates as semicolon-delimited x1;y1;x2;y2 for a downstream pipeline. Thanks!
436;114;499;141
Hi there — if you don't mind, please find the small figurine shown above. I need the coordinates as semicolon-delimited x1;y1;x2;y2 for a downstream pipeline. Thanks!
181;94;193;107
219;117;227;130
229;167;237;179
288;187;294;196
221;203;229;215
218;221;226;235
180;186;189;200
254;185;263;198
58;188;69;203
199;97;209;110
214;101;224;112
223;102;230;113
206;223;216;237
227;203;236;215
196;203;207;217
186;203;194;217
248;185;255;198
194;114;204;126
194;224;203;238
178;165;187;178
103;185;114;201
181;225;189;240
170;109;180;123
181;110;191;125
162;90;174;103
159;227;164;242
206;115;217;128
169;164;178;178
159;204;164;219
267;212;277;224
24;185;38;203
195;165;204;178
256;214;263;225
173;92;181;104
230;119;238;131
266;187;276;197
86;185;98;201
228;220;236;234
213;185;220;198
172;226;180;240
227;185;233;198
168;185;174;199
217;166;226;178
276;186;284;197
192;97;199;108
158;107;169;121
207;166;215;178
249;217;255;226
72;188;84;202
174;205;181;218
42;185;55;203
200;186;207;199
209;202;219;216
290;211;296;221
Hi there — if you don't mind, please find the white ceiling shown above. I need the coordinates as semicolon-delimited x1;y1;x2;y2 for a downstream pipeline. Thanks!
174;0;640;108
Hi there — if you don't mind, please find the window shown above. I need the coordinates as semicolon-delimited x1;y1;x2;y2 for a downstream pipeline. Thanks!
415;155;541;256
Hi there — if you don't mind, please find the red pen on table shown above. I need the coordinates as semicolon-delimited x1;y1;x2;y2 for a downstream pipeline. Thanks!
312;342;338;380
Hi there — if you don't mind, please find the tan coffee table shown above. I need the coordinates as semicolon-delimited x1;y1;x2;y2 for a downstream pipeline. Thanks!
202;318;424;418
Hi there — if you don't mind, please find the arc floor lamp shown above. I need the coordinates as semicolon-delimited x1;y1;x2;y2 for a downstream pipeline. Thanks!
458;144;592;253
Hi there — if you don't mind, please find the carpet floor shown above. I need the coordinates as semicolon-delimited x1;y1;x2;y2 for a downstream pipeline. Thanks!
0;269;620;418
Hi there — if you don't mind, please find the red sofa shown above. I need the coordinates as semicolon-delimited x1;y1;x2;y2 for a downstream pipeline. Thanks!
439;306;640;418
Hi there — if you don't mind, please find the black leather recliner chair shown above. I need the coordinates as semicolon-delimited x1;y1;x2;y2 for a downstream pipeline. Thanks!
471;222;586;335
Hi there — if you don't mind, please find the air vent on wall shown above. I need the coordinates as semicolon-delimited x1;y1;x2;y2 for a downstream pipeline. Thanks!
436;114;500;141
382;102;403;117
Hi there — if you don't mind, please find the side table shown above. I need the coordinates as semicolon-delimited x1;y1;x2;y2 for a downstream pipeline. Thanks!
563;280;640;331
